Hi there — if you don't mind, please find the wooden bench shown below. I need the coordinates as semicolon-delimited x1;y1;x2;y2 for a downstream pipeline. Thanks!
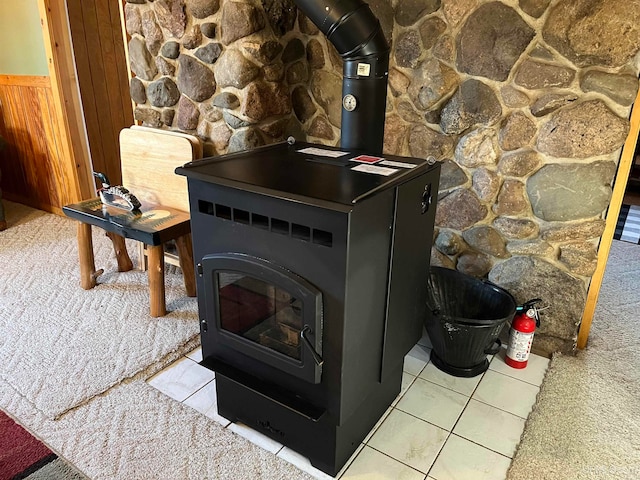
62;126;202;317
63;199;195;317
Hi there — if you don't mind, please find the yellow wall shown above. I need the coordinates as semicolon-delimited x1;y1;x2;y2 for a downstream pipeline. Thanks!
0;0;48;75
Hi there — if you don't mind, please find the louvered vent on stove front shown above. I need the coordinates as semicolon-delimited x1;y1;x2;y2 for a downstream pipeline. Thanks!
197;199;333;248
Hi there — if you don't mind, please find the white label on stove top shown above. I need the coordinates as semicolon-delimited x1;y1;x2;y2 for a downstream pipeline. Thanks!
351;164;398;176
297;147;349;158
380;160;417;169
357;63;371;76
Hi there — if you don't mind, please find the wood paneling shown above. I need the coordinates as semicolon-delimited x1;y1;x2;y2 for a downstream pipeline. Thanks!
0;76;71;213
67;0;133;186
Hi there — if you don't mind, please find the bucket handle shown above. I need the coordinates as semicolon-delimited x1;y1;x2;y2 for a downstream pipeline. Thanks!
484;338;502;355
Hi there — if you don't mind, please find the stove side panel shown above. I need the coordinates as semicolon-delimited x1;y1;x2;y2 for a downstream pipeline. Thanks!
381;165;441;381
340;189;396;423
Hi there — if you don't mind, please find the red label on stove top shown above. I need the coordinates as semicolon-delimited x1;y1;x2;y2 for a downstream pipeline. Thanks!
350;155;384;164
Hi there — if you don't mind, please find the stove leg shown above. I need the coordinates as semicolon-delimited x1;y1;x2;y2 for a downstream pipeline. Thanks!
176;233;196;297
147;244;166;317
77;222;103;289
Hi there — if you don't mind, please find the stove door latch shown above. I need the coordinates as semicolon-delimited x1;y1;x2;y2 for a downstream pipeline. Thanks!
301;325;323;366
421;183;432;214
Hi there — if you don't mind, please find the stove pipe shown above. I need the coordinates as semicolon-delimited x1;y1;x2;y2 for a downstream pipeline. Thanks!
294;0;390;154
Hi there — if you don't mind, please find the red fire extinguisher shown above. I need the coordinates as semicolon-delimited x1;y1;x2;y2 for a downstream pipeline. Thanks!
506;299;542;369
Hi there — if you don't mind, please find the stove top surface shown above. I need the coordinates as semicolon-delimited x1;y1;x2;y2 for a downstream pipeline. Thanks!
176;141;438;208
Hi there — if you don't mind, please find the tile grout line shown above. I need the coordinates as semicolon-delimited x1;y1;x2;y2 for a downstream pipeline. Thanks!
390;357;479;478
425;366;488;479
440;362;533;459
469;397;533;421
446;432;513;460
487;364;550;387
447;369;485;431
179;377;215;404
365;443;436;478
415;375;480;399
425;430;453;480
474;368;540;419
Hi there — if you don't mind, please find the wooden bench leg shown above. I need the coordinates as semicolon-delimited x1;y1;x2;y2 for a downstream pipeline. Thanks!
137;242;147;271
105;232;133;272
176;233;196;297
77;222;103;289
147;244;166;317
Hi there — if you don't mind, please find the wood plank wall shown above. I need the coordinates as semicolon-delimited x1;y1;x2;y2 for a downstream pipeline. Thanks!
0;75;72;213
67;0;133;186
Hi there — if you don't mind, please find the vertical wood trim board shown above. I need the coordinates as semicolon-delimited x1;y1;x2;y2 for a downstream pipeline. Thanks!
117;0;137;120
46;0;94;199
38;0;85;206
577;85;640;349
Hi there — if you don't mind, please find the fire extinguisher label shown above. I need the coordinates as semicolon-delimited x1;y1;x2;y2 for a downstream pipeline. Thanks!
507;330;534;362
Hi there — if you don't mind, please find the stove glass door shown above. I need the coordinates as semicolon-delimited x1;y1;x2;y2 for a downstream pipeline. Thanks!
217;271;303;361
201;253;323;383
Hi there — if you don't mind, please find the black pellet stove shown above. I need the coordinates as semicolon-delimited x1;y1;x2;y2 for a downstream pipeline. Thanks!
176;0;441;474
177;142;440;475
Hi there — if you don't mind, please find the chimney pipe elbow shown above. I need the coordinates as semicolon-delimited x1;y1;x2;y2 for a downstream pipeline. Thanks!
295;0;389;61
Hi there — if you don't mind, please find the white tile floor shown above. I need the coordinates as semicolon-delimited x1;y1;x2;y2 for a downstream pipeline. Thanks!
147;334;549;480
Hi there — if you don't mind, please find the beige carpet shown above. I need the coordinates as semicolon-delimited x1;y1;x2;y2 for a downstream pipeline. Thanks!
509;240;640;479
0;201;312;479
0;378;312;479
0;202;199;419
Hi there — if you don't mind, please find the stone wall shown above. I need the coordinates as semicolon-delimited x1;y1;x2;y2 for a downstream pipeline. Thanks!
123;0;640;354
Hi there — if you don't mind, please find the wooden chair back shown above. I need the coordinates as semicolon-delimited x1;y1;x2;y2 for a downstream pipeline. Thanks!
119;127;202;212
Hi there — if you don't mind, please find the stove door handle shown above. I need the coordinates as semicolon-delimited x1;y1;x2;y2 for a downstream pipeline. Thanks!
301;325;323;367
421;183;432;214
